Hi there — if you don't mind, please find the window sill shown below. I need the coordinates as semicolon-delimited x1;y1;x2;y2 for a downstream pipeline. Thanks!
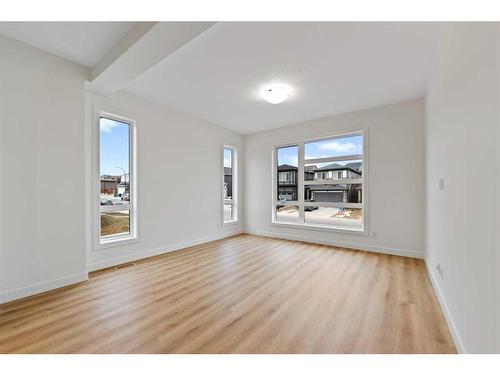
95;235;139;250
271;221;368;236
222;220;240;227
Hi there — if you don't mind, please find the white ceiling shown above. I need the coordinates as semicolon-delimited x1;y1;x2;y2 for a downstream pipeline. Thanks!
0;22;441;134
124;22;441;134
0;22;135;67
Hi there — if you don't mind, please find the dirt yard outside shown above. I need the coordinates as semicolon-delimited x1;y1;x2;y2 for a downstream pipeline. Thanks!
101;211;130;236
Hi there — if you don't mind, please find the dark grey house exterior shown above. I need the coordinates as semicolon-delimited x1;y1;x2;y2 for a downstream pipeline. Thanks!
224;167;233;199
277;162;362;203
309;162;362;203
277;164;315;201
277;164;298;200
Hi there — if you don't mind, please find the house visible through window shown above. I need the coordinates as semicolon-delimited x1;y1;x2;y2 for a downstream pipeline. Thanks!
99;114;136;243
223;146;237;223
274;132;364;231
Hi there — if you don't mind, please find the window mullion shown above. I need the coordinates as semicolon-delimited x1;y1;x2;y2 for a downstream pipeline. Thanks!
298;142;305;223
100;204;131;213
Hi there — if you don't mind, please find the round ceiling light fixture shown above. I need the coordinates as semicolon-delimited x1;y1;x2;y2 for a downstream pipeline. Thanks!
261;84;291;104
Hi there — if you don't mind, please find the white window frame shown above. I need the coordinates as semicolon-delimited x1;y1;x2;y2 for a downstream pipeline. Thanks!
222;145;238;225
271;130;368;234
94;111;138;248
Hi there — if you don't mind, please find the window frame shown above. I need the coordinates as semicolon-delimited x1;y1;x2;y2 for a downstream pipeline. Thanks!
222;144;238;225
271;129;368;235
94;111;138;249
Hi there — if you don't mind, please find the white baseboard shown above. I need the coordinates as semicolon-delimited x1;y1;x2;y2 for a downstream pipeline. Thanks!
0;272;89;305
424;260;466;353
87;229;243;272
244;229;424;259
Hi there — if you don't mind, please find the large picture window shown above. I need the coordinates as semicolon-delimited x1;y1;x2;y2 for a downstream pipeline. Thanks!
98;113;136;244
223;146;237;224
273;132;365;232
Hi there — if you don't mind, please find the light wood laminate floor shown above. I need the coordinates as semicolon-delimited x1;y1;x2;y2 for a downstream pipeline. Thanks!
0;234;455;353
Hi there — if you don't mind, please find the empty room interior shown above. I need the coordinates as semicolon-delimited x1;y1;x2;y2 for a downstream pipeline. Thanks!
0;21;499;355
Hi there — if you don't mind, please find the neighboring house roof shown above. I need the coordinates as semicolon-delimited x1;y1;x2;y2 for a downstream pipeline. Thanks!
278;163;362;176
277;164;314;174
100;175;121;181
278;164;297;171
345;162;362;171
314;162;362;174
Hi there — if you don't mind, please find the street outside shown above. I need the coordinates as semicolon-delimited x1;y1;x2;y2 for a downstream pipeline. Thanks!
276;206;362;228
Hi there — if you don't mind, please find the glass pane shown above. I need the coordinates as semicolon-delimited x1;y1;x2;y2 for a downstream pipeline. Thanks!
101;210;130;237
100;117;130;208
305;135;363;160
224;148;233;200
305;207;363;229
224;204;233;222
277;146;298;201
304;159;362;203
275;205;299;223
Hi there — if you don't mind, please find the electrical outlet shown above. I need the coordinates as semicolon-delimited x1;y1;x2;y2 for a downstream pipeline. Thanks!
436;263;444;280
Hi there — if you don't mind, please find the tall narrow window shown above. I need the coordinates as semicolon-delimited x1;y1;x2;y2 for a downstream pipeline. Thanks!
223;146;237;224
99;114;136;243
273;132;365;231
275;145;299;223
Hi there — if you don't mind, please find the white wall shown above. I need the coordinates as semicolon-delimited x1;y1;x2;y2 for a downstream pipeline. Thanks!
0;35;89;302
85;91;243;271
244;99;425;258
0;33;243;302
425;23;499;353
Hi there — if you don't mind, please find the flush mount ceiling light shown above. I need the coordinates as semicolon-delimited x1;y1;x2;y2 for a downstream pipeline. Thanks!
261;84;291;104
